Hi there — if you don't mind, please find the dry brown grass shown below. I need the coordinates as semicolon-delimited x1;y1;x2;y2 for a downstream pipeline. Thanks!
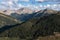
37;35;60;40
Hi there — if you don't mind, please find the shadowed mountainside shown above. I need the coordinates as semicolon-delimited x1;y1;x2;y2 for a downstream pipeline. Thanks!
0;9;60;40
11;9;59;22
0;12;60;39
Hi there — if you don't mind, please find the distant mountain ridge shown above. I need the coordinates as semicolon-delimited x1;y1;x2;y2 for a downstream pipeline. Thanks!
0;8;60;22
0;8;35;15
11;9;60;21
15;8;35;14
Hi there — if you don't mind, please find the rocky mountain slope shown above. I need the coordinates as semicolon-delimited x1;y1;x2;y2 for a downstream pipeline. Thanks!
10;9;58;21
15;8;34;14
0;9;60;40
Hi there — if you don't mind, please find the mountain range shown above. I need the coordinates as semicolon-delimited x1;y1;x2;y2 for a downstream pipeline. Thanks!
0;8;35;15
0;8;60;40
11;9;59;21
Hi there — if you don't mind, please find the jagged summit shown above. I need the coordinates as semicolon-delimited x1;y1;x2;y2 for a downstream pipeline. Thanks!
15;7;35;14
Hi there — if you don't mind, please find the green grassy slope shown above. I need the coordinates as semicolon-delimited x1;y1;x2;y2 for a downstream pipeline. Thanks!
0;13;21;27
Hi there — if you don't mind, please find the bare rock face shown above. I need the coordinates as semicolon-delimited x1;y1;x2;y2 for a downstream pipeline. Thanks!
0;8;35;15
15;7;34;14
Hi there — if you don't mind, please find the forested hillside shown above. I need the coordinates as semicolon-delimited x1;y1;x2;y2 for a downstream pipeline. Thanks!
0;13;60;40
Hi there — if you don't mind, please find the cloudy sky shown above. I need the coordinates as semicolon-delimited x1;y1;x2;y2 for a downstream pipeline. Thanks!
0;0;60;10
